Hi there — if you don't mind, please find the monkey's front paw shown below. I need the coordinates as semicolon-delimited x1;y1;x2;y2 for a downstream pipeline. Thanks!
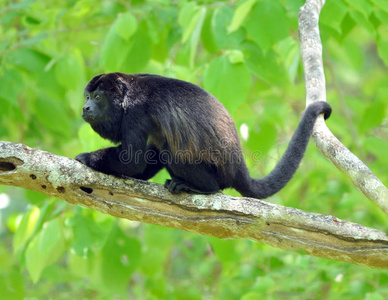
75;152;91;165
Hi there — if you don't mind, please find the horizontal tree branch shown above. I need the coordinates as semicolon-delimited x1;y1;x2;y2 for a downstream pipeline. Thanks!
299;0;388;214
1;141;388;269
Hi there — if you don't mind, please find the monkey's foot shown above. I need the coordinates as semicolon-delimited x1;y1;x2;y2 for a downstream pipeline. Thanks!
164;179;214;194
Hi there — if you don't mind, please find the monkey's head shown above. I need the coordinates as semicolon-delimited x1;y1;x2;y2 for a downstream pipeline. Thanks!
82;73;130;142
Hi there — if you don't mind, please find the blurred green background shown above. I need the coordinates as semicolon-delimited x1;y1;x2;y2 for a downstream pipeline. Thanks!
1;0;388;299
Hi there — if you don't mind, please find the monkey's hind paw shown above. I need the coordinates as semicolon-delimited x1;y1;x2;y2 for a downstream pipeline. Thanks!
164;178;208;194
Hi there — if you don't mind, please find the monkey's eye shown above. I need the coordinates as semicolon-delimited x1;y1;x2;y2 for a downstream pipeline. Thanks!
85;95;90;100
95;94;100;100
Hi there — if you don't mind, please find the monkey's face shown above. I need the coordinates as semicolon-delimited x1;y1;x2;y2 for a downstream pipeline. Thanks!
82;89;111;124
81;73;129;143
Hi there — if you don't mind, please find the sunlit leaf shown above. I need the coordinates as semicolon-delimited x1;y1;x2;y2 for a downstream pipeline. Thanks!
204;56;251;113
55;49;85;90
349;10;375;36
246;121;277;156
115;12;138;41
100;24;131;71
245;0;289;50
78;123;113;152
201;10;218;53
227;0;256;33
227;49;245;64
121;25;153;73
377;27;388;67
189;8;206;67
208;236;239;264
67;208;114;258
212;6;245;50
345;0;373;19
101;226;141;296
34;96;70;137
13;207;40;254
359;101;385;133
320;0;347;34
25;220;65;283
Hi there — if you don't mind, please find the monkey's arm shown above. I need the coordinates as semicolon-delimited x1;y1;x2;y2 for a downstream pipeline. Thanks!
75;131;149;177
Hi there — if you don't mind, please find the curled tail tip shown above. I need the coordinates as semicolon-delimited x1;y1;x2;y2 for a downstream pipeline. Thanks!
321;101;332;120
307;101;332;120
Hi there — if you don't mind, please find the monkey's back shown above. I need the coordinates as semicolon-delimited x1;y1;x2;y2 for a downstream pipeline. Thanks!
132;74;243;171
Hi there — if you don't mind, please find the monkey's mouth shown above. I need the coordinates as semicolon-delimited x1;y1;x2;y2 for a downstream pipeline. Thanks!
82;113;96;123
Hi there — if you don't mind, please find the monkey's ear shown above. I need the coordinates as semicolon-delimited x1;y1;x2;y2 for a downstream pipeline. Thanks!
115;78;129;95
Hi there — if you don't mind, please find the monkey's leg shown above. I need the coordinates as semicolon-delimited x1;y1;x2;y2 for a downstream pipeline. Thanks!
165;163;220;194
133;144;165;180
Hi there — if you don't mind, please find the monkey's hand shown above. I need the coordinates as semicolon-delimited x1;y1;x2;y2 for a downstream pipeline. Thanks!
75;152;91;166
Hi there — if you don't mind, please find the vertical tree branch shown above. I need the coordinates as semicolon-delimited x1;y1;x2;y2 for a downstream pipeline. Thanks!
299;0;388;214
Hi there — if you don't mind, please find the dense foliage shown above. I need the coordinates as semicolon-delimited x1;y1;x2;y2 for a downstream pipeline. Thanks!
1;0;388;298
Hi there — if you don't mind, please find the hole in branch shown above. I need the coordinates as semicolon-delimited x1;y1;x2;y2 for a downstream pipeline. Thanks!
0;162;16;171
57;187;65;193
80;186;93;194
0;157;23;172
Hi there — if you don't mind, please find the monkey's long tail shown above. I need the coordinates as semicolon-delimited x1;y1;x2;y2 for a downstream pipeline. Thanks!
236;101;331;199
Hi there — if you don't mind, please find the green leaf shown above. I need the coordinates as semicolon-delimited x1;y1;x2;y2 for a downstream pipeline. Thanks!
377;27;388;67
365;292;385;300
25;220;65;283
241;41;287;85
252;277;276;293
364;137;388;165
121;25;153;73
38;219;61;253
208;236;239;264
100;24;131;71
320;0;348;34
374;10;388;27
246;121;277;156
204;56;251;113
188;7;206;67
227;50;245;64
371;0;388;13
13;207;40;254
178;2;197;30
0;269;25;300
78;123;113;152
0;69;24;104
55;49;85;90
340;13;356;40
181;5;201;43
212;6;245;50
201;10;218;53
34;96;70;137
115;12;138;41
349;10;375;36
359;101;385;133
227;0;256;33
241;292;263;300
276;37;300;83
67;208;113;258
179;4;206;67
8;48;49;74
140;225;173;277
345;0;373;19
245;0;289;50
101;226;141;296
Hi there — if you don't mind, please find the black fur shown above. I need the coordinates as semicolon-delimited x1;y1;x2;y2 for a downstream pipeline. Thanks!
76;73;331;199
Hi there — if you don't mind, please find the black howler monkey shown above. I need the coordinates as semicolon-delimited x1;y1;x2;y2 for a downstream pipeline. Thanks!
76;73;331;199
